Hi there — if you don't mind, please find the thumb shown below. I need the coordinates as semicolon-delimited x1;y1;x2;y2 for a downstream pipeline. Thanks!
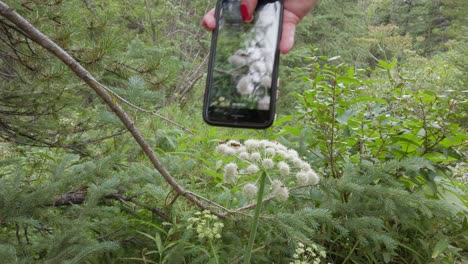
279;11;301;54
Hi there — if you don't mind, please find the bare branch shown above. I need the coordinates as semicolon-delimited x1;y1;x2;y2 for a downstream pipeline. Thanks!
50;190;169;221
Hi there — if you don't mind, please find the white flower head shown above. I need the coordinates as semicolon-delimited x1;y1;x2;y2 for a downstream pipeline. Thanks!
245;164;260;174
224;147;236;156
236;146;247;154
287;149;299;160
307;169;320;185
259;140;270;148
245;139;259;151
238;151;250;161
271;180;289;201
224;163;238;183
277;150;288;159
300;162;311;172
277;161;290;176
216;144;228;155
271;179;282;190
293;158;303;168
265;147;276;156
260;75;272;88
250;152;261;162
243;183;258;199
262;158;274;169
296;171;309;186
257;96;270;111
275;186;289;201
237;75;255;95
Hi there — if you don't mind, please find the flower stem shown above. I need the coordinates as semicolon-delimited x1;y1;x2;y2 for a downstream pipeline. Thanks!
243;171;267;264
209;239;219;264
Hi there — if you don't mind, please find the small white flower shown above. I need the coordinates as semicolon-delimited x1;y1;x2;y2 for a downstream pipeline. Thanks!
265;147;276;156
277;150;288;159
307;170;320;185
245;139;259;150
257;96;270;111
224;163;238;183
277;161;290;176
243;183;258;199
238;151;250;161
262;158;274;169
296;171;309;186
272;180;289;201
237;75;255;95
236;146;247;154
250;152;261;162
228;53;248;66
275;187;289;201
224;147;236;156
216;144;228;155
245;164;260;174
271;180;282;190
260;75;272;88
287;149;299;160
293;158;303;167
300;162;311;172
251;61;267;74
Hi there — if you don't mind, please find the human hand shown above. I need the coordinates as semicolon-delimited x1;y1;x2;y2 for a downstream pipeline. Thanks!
202;0;318;54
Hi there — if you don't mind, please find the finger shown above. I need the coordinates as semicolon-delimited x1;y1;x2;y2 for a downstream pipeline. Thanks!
202;8;216;30
279;11;301;54
279;22;296;54
240;0;258;22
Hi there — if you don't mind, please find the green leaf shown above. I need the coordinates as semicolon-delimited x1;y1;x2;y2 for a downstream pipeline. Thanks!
378;60;397;70
328;56;341;62
432;239;449;259
155;232;163;254
337;76;360;85
336;109;356;125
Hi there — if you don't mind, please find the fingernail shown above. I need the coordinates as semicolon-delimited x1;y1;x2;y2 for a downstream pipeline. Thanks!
202;20;209;28
240;4;252;22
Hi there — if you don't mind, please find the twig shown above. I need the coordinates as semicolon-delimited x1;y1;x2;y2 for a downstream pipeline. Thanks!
100;84;193;134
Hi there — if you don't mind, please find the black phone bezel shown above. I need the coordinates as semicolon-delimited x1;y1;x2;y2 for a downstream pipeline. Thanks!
203;0;283;129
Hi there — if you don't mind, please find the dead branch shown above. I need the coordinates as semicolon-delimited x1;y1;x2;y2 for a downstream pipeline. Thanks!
50;190;169;221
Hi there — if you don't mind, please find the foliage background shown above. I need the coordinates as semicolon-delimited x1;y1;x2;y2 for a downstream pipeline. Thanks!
0;0;466;263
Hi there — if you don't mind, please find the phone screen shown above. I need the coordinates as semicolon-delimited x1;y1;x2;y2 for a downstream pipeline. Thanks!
203;0;283;128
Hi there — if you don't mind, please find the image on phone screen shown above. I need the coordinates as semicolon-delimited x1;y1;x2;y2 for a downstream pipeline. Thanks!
204;0;282;128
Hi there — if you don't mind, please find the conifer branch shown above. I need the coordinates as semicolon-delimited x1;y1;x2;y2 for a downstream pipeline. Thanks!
99;84;193;134
0;1;219;217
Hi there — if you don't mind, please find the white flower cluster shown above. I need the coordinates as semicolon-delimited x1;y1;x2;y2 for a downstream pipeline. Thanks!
187;210;224;240
216;139;320;201
289;242;327;264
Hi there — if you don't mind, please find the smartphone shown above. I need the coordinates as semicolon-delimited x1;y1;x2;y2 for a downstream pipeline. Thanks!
203;0;283;129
